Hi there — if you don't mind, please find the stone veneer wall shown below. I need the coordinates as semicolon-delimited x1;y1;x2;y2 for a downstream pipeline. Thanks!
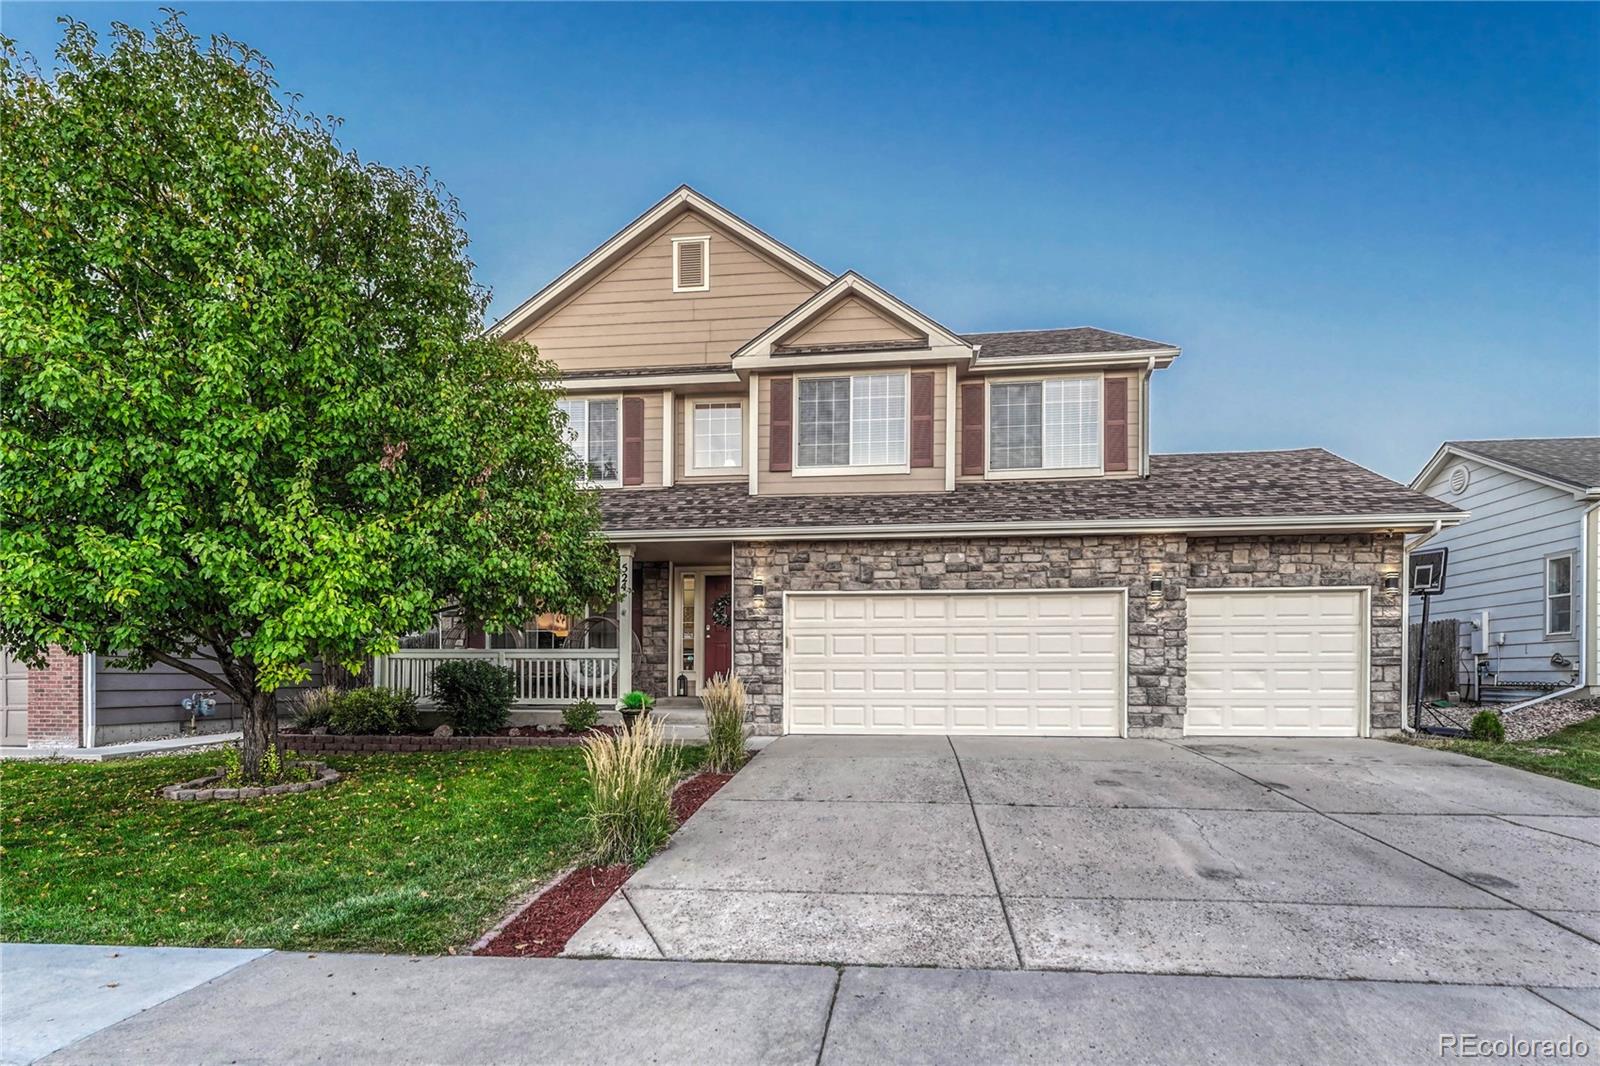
636;561;672;696
731;533;1403;737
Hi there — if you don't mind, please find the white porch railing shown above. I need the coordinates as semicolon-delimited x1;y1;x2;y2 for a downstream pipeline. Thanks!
372;648;621;707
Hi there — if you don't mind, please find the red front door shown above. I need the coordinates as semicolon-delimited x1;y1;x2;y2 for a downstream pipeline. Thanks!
702;574;732;683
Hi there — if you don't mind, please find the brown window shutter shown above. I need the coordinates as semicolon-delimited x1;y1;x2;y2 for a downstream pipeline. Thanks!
769;376;793;472
622;396;645;485
1104;377;1129;472
960;381;985;476
909;372;936;468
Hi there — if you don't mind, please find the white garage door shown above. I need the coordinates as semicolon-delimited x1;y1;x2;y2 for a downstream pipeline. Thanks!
1186;589;1365;737
785;591;1124;735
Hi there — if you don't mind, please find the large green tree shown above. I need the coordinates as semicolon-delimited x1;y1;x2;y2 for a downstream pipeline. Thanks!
0;16;616;776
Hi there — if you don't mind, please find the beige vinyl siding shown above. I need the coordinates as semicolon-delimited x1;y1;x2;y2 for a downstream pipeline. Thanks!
676;386;749;484
956;370;1143;483
781;295;923;348
514;210;821;372
756;366;948;496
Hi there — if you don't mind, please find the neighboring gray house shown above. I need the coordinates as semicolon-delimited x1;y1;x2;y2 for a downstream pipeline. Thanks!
1411;438;1599;698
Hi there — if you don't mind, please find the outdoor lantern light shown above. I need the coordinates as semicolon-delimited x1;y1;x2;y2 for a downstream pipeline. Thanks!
1382;572;1401;593
1148;575;1164;596
752;575;767;599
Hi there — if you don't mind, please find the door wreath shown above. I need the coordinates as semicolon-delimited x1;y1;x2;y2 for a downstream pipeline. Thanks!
710;593;732;629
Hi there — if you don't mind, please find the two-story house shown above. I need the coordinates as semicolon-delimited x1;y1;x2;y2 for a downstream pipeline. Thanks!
387;186;1463;740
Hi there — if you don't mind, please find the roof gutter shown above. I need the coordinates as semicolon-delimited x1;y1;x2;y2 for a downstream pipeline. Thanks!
605;511;1466;544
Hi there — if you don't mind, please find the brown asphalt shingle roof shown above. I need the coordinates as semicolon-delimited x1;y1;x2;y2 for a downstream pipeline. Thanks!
1448;438;1600;492
964;327;1176;358
600;448;1457;535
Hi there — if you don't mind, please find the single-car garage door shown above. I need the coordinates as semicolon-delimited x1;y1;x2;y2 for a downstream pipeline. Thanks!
785;590;1125;735
1186;589;1366;737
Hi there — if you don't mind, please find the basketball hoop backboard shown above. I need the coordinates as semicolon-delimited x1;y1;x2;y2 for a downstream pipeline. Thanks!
1409;547;1448;596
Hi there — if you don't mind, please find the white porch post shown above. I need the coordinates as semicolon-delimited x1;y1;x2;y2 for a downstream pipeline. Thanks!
616;545;635;704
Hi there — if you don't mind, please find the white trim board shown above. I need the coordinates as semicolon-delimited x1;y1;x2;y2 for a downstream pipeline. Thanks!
605;511;1466;544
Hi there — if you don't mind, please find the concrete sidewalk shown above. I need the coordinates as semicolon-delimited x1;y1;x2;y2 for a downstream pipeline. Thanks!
6;946;1597;1065
0;943;267;1066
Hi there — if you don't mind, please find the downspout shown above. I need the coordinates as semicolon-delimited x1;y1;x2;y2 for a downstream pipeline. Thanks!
1495;498;1600;714
81;652;97;748
1140;356;1154;478
1399;520;1443;733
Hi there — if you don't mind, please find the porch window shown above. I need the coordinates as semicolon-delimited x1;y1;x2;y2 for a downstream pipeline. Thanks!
796;372;906;470
989;376;1101;472
556;397;620;485
399;611;471;649
690;401;742;471
1547;554;1574;636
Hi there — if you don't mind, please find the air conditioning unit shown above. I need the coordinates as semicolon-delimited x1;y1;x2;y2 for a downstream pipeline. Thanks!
1470;610;1491;656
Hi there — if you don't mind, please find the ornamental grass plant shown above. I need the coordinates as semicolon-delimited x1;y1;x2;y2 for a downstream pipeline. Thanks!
582;712;678;865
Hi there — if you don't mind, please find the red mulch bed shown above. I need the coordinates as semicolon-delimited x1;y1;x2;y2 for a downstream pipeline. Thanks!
475;864;632;957
672;771;733;822
474;771;734;958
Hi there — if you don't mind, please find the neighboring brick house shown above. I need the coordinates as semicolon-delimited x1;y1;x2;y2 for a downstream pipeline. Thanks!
377;186;1459;739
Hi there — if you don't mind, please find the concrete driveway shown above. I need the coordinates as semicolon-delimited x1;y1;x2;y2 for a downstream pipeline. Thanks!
568;735;1600;986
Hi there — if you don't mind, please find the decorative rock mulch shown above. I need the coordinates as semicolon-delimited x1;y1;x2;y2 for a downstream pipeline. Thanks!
473;769;736;958
1500;696;1600;742
161;761;340;802
1421;696;1599;742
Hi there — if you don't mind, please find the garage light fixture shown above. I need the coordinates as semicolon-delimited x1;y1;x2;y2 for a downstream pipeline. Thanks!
1381;572;1401;594
751;574;767;600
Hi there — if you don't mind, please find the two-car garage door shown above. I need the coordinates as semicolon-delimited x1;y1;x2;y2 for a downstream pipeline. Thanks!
786;591;1124;735
783;588;1366;738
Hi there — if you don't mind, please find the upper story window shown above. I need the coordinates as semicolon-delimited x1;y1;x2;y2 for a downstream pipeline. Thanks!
690;401;743;472
672;235;710;292
989;376;1101;473
797;372;907;472
557;397;619;486
1547;554;1574;636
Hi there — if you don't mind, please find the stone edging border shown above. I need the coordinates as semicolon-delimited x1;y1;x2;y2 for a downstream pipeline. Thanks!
161;760;340;802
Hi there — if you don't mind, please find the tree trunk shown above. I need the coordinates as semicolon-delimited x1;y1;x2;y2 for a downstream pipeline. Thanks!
240;688;277;782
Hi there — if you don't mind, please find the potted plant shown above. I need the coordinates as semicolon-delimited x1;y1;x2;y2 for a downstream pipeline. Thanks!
619;690;655;732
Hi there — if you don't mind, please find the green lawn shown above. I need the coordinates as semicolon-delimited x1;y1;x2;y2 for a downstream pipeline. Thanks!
0;747;694;953
1401;714;1600;789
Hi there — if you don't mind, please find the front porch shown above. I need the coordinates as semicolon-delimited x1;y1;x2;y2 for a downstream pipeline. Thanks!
371;543;736;711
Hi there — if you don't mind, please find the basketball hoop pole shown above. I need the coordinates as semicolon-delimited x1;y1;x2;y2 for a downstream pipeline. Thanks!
1412;590;1431;730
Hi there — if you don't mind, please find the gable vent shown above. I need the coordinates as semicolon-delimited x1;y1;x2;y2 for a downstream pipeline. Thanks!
1448;463;1471;495
672;236;710;292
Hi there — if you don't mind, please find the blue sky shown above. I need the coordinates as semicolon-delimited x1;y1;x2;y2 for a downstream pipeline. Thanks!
6;2;1597;480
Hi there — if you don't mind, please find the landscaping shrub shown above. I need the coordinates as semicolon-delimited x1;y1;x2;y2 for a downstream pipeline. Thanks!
582;712;678;865
291;686;340;732
429;659;515;735
1468;709;1506;743
701;673;749;773
563;699;601;733
620;690;655;714
327;687;419;736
